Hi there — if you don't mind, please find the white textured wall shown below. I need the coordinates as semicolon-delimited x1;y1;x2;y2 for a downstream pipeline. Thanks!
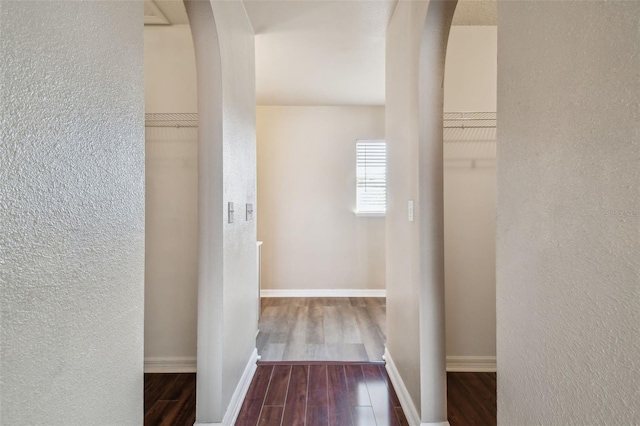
497;2;640;424
444;26;497;113
257;106;386;291
145;127;198;362
416;1;457;419
385;0;429;410
144;26;198;363
216;1;258;410
443;25;497;358
0;2;144;425
186;1;258;421
144;26;197;114
444;168;496;358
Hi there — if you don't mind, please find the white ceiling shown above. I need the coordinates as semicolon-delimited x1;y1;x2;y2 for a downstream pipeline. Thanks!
247;1;395;105
148;0;497;28
147;0;496;105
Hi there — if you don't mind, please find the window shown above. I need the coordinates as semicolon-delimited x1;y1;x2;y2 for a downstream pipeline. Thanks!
356;140;386;216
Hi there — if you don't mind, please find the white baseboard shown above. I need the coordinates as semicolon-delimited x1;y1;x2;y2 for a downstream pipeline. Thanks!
144;355;495;374
383;348;422;426
260;289;386;298
144;357;196;373
220;348;259;425
446;356;496;372
384;348;452;426
193;348;259;426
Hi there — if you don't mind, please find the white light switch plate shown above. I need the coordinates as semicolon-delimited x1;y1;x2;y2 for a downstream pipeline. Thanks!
228;202;234;223
408;200;414;222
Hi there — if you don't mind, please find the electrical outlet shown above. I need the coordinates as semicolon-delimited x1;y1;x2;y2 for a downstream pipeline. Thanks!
408;200;414;222
246;203;254;221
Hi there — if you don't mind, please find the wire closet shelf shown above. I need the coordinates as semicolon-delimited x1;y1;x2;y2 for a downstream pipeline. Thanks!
144;111;496;166
144;112;496;130
443;111;496;129
145;113;198;128
443;112;496;166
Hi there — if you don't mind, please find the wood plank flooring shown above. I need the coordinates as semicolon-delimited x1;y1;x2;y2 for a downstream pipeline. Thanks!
144;370;496;426
144;373;196;426
447;372;497;426
257;298;386;362
236;362;408;426
145;298;496;425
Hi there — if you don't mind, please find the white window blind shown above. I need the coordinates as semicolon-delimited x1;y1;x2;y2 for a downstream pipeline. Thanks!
356;140;386;214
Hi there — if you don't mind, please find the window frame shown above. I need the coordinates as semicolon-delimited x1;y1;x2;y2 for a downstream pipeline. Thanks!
355;139;387;217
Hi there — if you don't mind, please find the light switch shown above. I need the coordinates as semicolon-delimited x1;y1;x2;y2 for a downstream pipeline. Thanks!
228;202;235;223
246;203;254;221
408;200;414;222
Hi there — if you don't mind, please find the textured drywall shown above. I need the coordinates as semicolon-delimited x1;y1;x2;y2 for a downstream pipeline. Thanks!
443;26;497;358
444;26;497;112
144;25;197;114
385;0;429;413
387;0;458;420
215;0;258;413
497;2;640;424
257;106;386;292
0;2;144;425
444;168;496;357
144;26;198;363
416;1;457;420
145;127;198;362
186;0;258;422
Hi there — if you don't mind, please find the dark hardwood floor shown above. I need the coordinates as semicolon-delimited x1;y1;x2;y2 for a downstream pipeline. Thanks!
145;373;196;426
236;362;407;426
146;297;494;425
447;372;496;426
144;368;496;426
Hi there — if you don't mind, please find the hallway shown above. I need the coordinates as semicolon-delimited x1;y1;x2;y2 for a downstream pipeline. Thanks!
143;368;496;425
257;298;386;362
236;362;406;425
144;296;495;425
